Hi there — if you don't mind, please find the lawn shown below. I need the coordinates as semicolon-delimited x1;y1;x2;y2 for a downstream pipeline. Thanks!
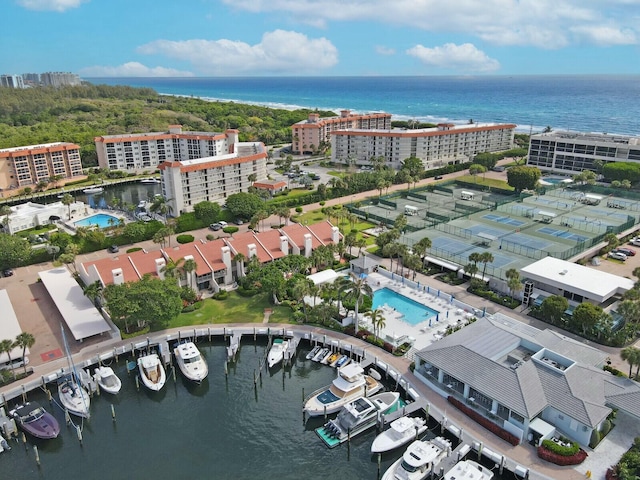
170;291;292;328
456;175;514;191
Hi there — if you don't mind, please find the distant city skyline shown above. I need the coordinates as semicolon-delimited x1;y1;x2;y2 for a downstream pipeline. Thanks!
2;0;639;77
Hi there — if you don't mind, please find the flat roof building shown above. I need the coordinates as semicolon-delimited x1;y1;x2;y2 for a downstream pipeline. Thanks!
527;131;640;175
331;123;515;170
0;142;84;192
291;110;391;155
0;289;29;368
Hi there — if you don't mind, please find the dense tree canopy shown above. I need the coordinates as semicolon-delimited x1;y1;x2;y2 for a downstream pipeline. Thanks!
603;162;640;184
226;192;265;220
506;166;541;192
0;233;32;269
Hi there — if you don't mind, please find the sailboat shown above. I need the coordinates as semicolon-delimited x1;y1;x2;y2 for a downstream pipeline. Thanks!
58;326;91;418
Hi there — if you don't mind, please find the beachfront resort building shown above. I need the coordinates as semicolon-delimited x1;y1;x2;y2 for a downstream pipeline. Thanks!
0;142;84;192
0;200;86;234
291;110;392;155
157;129;268;214
527;131;640;175
414;315;640;447
0;74;25;89
330;123;516;170
78;221;340;292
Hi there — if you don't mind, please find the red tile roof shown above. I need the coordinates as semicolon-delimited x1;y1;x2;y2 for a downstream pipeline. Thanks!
225;231;272;263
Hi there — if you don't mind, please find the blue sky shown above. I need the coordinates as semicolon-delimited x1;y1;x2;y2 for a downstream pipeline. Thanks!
2;0;640;76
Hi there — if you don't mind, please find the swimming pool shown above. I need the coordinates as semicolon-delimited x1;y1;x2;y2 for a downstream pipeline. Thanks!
74;213;120;228
372;288;439;326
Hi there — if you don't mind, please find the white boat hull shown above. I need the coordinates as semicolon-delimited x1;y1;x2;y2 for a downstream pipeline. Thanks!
58;378;91;418
267;340;289;368
94;366;122;394
138;354;166;391
381;437;452;480
174;342;208;382
304;375;382;417
371;416;428;453
443;460;494;480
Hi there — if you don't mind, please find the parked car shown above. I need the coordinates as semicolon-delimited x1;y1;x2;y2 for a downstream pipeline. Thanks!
630;238;640;247
209;223;221;231
2;268;14;277
434;175;443;180
234;218;244;225
609;251;627;261
218;221;228;227
107;245;119;253
615;247;636;256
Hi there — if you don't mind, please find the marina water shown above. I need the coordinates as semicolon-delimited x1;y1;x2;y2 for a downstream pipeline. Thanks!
90;75;640;135
2;339;508;480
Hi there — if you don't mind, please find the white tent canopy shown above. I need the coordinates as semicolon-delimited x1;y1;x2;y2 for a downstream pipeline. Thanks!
307;269;340;285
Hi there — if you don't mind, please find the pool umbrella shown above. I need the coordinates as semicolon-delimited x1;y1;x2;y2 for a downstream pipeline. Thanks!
427;286;430;294
482;307;486;317
450;296;454;304
446;310;449;318
429;318;432;327
436;314;439;322
437;290;440;297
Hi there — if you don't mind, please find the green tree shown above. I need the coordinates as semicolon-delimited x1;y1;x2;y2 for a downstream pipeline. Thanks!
620;346;640;378
507;166;541;192
366;308;386;341
540;295;568;325
14;332;35;375
412;237;432;266
193;201;222;225
469;164;486;182
0;339;16;379
122;221;146;243
226;192;264;220
61;193;74;220
479;252;494;279
83;280;104;308
570;302;603;337
0;233;32;270
473;152;500;170
0;205;12;232
343;276;373;334
182;257;198;291
401;156;424;179
505;268;522;299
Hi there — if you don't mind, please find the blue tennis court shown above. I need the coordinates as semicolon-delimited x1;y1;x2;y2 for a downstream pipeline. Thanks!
464;247;515;268
432;237;472;254
483;214;525;227
467;224;511;238
501;233;552;250
538;227;588;242
592;210;630;220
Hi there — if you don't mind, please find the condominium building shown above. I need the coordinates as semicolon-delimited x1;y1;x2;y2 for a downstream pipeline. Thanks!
527;131;640;174
95;125;239;173
158;129;268;214
0;74;25;89
331;123;516;169
291;110;392;155
0;142;84;191
40;72;81;87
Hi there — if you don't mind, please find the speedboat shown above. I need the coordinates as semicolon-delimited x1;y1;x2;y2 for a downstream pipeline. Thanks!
334;355;350;368
443;460;494;480
93;365;122;394
267;338;289;368
316;391;401;448
174;342;208;382
381;436;452;480
58;374;91;418
140;178;160;184
371;415;428;453
82;185;104;194
306;345;321;360
138;353;166;391
323;351;340;365
304;363;382;417
312;347;329;362
9;402;60;439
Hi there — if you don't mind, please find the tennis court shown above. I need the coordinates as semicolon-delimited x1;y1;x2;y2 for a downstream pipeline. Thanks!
501;233;552;250
538;227;588;242
431;237;473;255
483;214;525;227
467;224;511;238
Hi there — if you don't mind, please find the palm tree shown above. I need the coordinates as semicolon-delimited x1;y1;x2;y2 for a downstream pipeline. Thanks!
367;308;386;340
621;346;640;378
182;258;198;291
0;204;11;232
83;280;104;307
344;276;373;334
292;277;313;322
0;339;16;379
14;332;35;375
479;252;494;280
233;253;247;278
61;193;74;220
413;237;432;266
505;268;522;299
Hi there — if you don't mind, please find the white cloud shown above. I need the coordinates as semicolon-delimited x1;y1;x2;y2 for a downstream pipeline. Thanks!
137;30;338;75
221;0;640;49
375;46;396;56
17;0;86;12
79;62;194;78
406;43;500;73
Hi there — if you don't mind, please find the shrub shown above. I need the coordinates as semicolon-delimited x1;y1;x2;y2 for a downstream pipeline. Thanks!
447;396;520;445
541;438;580;457
176;234;195;244
236;286;258;297
537;444;587;466
126;247;142;253
600;419;612;436
589;429;601;448
213;290;228;300
206;234;215;241
222;226;239;235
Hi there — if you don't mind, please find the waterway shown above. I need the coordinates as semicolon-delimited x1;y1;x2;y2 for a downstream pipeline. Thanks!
2;339;508;480
71;182;161;211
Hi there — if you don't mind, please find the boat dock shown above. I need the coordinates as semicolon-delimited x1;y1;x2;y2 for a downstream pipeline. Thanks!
0;407;17;439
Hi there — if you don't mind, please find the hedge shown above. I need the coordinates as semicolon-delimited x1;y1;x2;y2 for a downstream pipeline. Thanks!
447;396;520;445
537;445;587;466
176;234;195;244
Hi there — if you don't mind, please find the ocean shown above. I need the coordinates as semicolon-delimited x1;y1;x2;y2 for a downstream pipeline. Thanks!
88;75;640;135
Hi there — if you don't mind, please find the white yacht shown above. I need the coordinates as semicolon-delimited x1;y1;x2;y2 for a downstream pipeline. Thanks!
317;392;401;448
304;363;382;417
138;353;166;391
381;436;452;480
58;374;91;418
174;342;208;382
371;415;428;453
267;338;289;368
82;185;104;194
443;460;494;480
93;365;122;394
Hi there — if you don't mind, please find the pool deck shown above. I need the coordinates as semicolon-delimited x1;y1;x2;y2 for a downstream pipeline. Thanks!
361;272;477;351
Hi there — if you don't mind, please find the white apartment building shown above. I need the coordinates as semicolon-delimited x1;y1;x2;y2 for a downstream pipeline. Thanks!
40;72;81;87
158;130;267;214
1;200;86;234
0;142;84;191
527;131;640;175
291;110;392;155
95;125;241;173
0;74;25;89
331;123;516;169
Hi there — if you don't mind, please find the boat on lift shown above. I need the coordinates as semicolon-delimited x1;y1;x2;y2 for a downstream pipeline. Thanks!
138;353;166;391
443;460;494;480
174;341;208;382
381;436;452;480
371;415;428;453
267;338;290;368
93;365;122;394
82;185;104;194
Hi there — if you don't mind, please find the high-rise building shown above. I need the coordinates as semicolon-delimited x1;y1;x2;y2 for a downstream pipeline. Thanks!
156;128;268;214
0;142;84;191
40;72;81;87
527;131;640;174
331;123;516;169
0;74;25;89
291;110;392;154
